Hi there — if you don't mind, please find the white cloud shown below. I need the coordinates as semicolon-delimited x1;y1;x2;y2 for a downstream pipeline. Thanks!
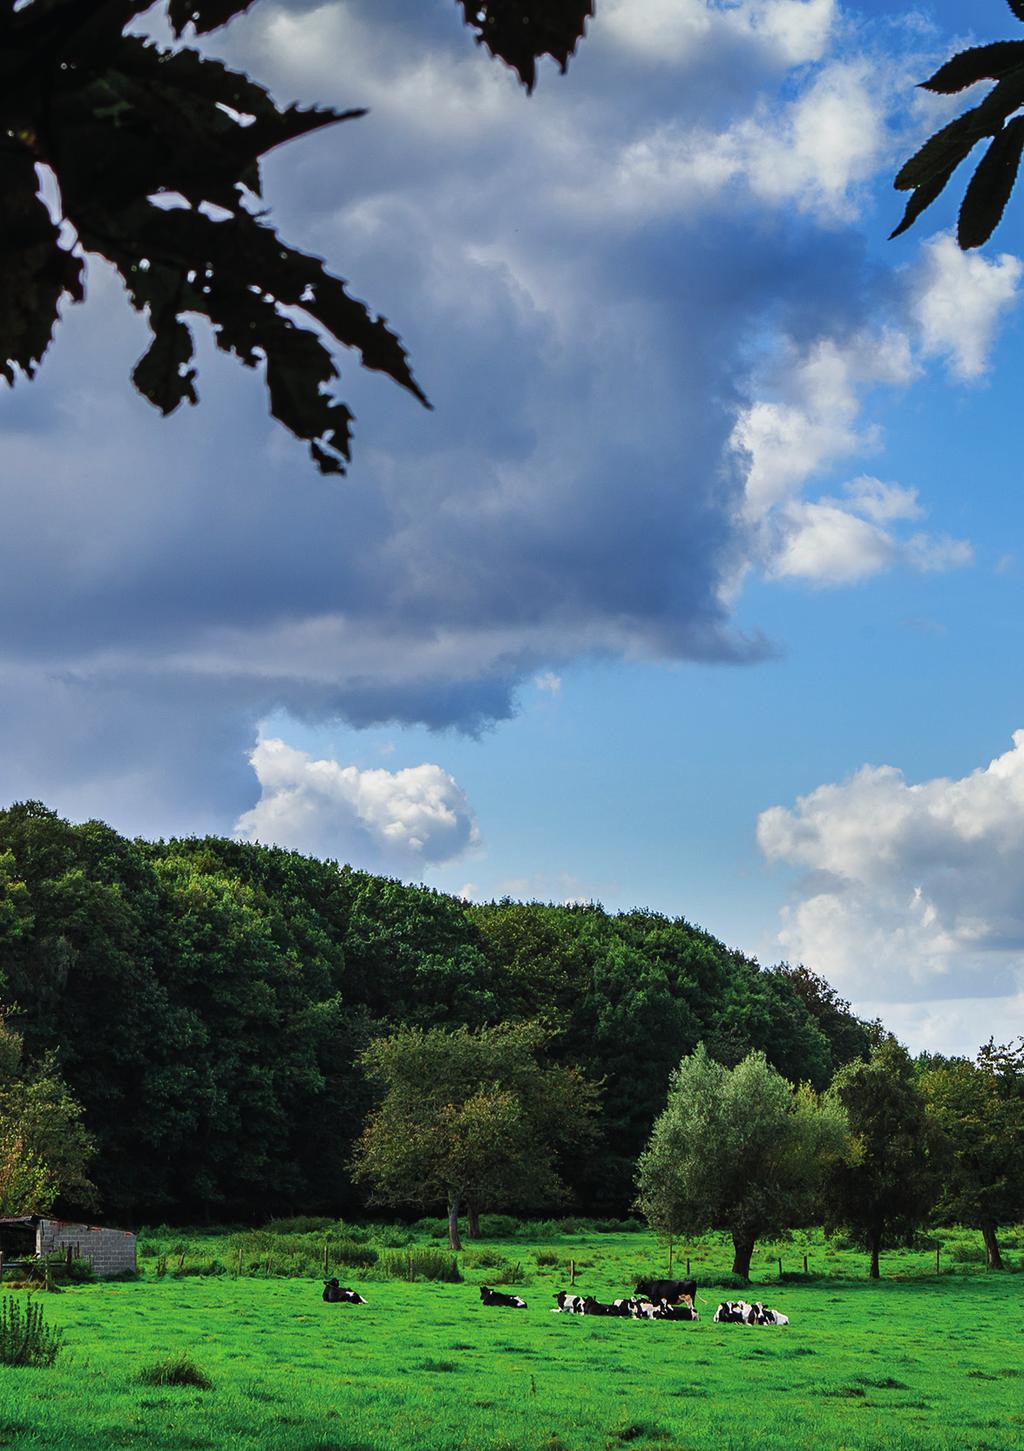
234;737;479;868
911;233;1024;381
758;733;1024;1010
603;0;837;69
534;671;562;694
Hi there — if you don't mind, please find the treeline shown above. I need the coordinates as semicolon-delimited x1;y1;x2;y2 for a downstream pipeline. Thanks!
0;801;878;1222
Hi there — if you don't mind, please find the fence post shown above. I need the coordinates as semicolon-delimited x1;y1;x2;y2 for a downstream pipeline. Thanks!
237;1246;243;1277
935;1247;940;1273
668;1235;673;1276
407;1252;414;1283
323;1243;329;1277
803;1254;808;1275
778;1258;783;1280
686;1257;690;1276
570;1259;576;1286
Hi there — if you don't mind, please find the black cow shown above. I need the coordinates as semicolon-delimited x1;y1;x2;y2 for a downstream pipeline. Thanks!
480;1286;527;1308
634;1278;697;1307
322;1279;367;1304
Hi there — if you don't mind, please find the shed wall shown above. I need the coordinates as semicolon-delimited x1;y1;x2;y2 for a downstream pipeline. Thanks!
37;1220;137;1276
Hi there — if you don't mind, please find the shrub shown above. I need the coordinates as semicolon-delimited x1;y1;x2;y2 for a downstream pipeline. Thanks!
534;1250;561;1267
0;1297;64;1368
462;1247;508;1269
264;1217;337;1235
61;1258;97;1284
475;1215;520;1237
173;1259;227;1278
947;1243;986;1264
137;1355;213;1390
155;1255;168;1278
380;1250;462;1282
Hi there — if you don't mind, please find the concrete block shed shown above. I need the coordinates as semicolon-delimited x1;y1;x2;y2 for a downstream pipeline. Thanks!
0;1216;137;1277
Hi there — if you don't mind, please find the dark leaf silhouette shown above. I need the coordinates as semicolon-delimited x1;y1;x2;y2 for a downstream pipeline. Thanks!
920;42;1024;95
958;114;1024;248
457;0;593;92
2;0;594;468
893;23;1024;250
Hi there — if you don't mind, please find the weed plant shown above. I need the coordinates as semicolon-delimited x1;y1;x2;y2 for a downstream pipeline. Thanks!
0;1295;63;1367
136;1354;212;1389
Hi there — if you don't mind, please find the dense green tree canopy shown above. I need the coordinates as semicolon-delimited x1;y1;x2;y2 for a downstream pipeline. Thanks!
0;801;877;1223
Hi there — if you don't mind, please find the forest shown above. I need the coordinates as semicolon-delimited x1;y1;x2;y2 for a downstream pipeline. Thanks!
0;800;875;1223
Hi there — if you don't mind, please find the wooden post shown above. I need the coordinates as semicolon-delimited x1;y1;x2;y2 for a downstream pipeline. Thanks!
686;1258;690;1276
668;1235;673;1276
323;1243;329;1276
803;1254;808;1275
0;1252;5;1283
237;1246;243;1277
66;1246;73;1269
407;1252;413;1283
778;1258;783;1280
570;1259;576;1286
935;1247;940;1273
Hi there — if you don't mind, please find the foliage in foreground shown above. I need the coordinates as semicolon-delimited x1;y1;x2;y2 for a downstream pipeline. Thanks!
893;1;1024;248
0;1294;63;1367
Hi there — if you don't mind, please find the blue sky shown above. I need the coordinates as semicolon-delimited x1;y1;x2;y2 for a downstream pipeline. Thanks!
4;0;1024;1054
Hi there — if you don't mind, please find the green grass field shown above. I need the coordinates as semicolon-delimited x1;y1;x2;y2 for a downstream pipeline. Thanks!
1;1224;1022;1451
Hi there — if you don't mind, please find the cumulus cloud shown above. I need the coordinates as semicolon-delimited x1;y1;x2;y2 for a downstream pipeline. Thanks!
911;234;1024;381
234;738;478;868
603;0;837;69
757;733;1024;1013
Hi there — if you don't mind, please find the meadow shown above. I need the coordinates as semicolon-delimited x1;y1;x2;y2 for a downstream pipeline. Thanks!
0;1221;1022;1451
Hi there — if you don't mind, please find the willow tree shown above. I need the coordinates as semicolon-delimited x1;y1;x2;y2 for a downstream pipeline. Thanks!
635;1045;847;1281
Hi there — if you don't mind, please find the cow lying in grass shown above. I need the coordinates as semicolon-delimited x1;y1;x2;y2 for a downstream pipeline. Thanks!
552;1292;697;1320
479;1286;527;1308
713;1301;789;1325
322;1279;367;1304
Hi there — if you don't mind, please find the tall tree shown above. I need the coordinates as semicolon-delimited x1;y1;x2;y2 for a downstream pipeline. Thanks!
0;1012;95;1215
350;1020;600;1249
823;1039;942;1279
921;1039;1024;1269
635;1045;848;1280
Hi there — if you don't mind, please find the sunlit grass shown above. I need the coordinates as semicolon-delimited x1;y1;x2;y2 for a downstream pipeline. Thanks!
0;1224;1021;1450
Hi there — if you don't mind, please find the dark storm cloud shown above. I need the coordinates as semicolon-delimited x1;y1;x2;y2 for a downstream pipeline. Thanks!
0;0;921;831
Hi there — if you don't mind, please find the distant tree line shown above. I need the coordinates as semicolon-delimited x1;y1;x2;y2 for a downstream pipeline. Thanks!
0;800;873;1223
1;800;1022;1276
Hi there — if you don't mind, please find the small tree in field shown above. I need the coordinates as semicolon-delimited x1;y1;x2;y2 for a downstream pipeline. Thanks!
635;1045;847;1281
350;1020;600;1249
0;1012;95;1215
921;1039;1024;1270
823;1038;941;1279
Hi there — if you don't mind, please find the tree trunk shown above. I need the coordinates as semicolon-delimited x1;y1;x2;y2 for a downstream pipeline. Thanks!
868;1229;881;1280
467;1204;481;1240
447;1191;462;1251
981;1222;1005;1270
731;1232;755;1281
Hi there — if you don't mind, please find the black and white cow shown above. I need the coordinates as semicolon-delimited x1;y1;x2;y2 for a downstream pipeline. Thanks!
713;1300;789;1325
480;1286;527;1309
634;1278;697;1308
322;1279;367;1304
552;1291;587;1313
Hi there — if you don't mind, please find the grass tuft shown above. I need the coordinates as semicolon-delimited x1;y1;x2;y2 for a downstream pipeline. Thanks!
0;1296;63;1368
136;1354;213;1390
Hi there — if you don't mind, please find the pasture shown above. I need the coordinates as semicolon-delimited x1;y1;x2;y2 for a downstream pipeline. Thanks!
0;1224;1021;1451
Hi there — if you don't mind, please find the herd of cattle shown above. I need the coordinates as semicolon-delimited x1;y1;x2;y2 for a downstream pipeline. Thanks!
323;1274;789;1325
